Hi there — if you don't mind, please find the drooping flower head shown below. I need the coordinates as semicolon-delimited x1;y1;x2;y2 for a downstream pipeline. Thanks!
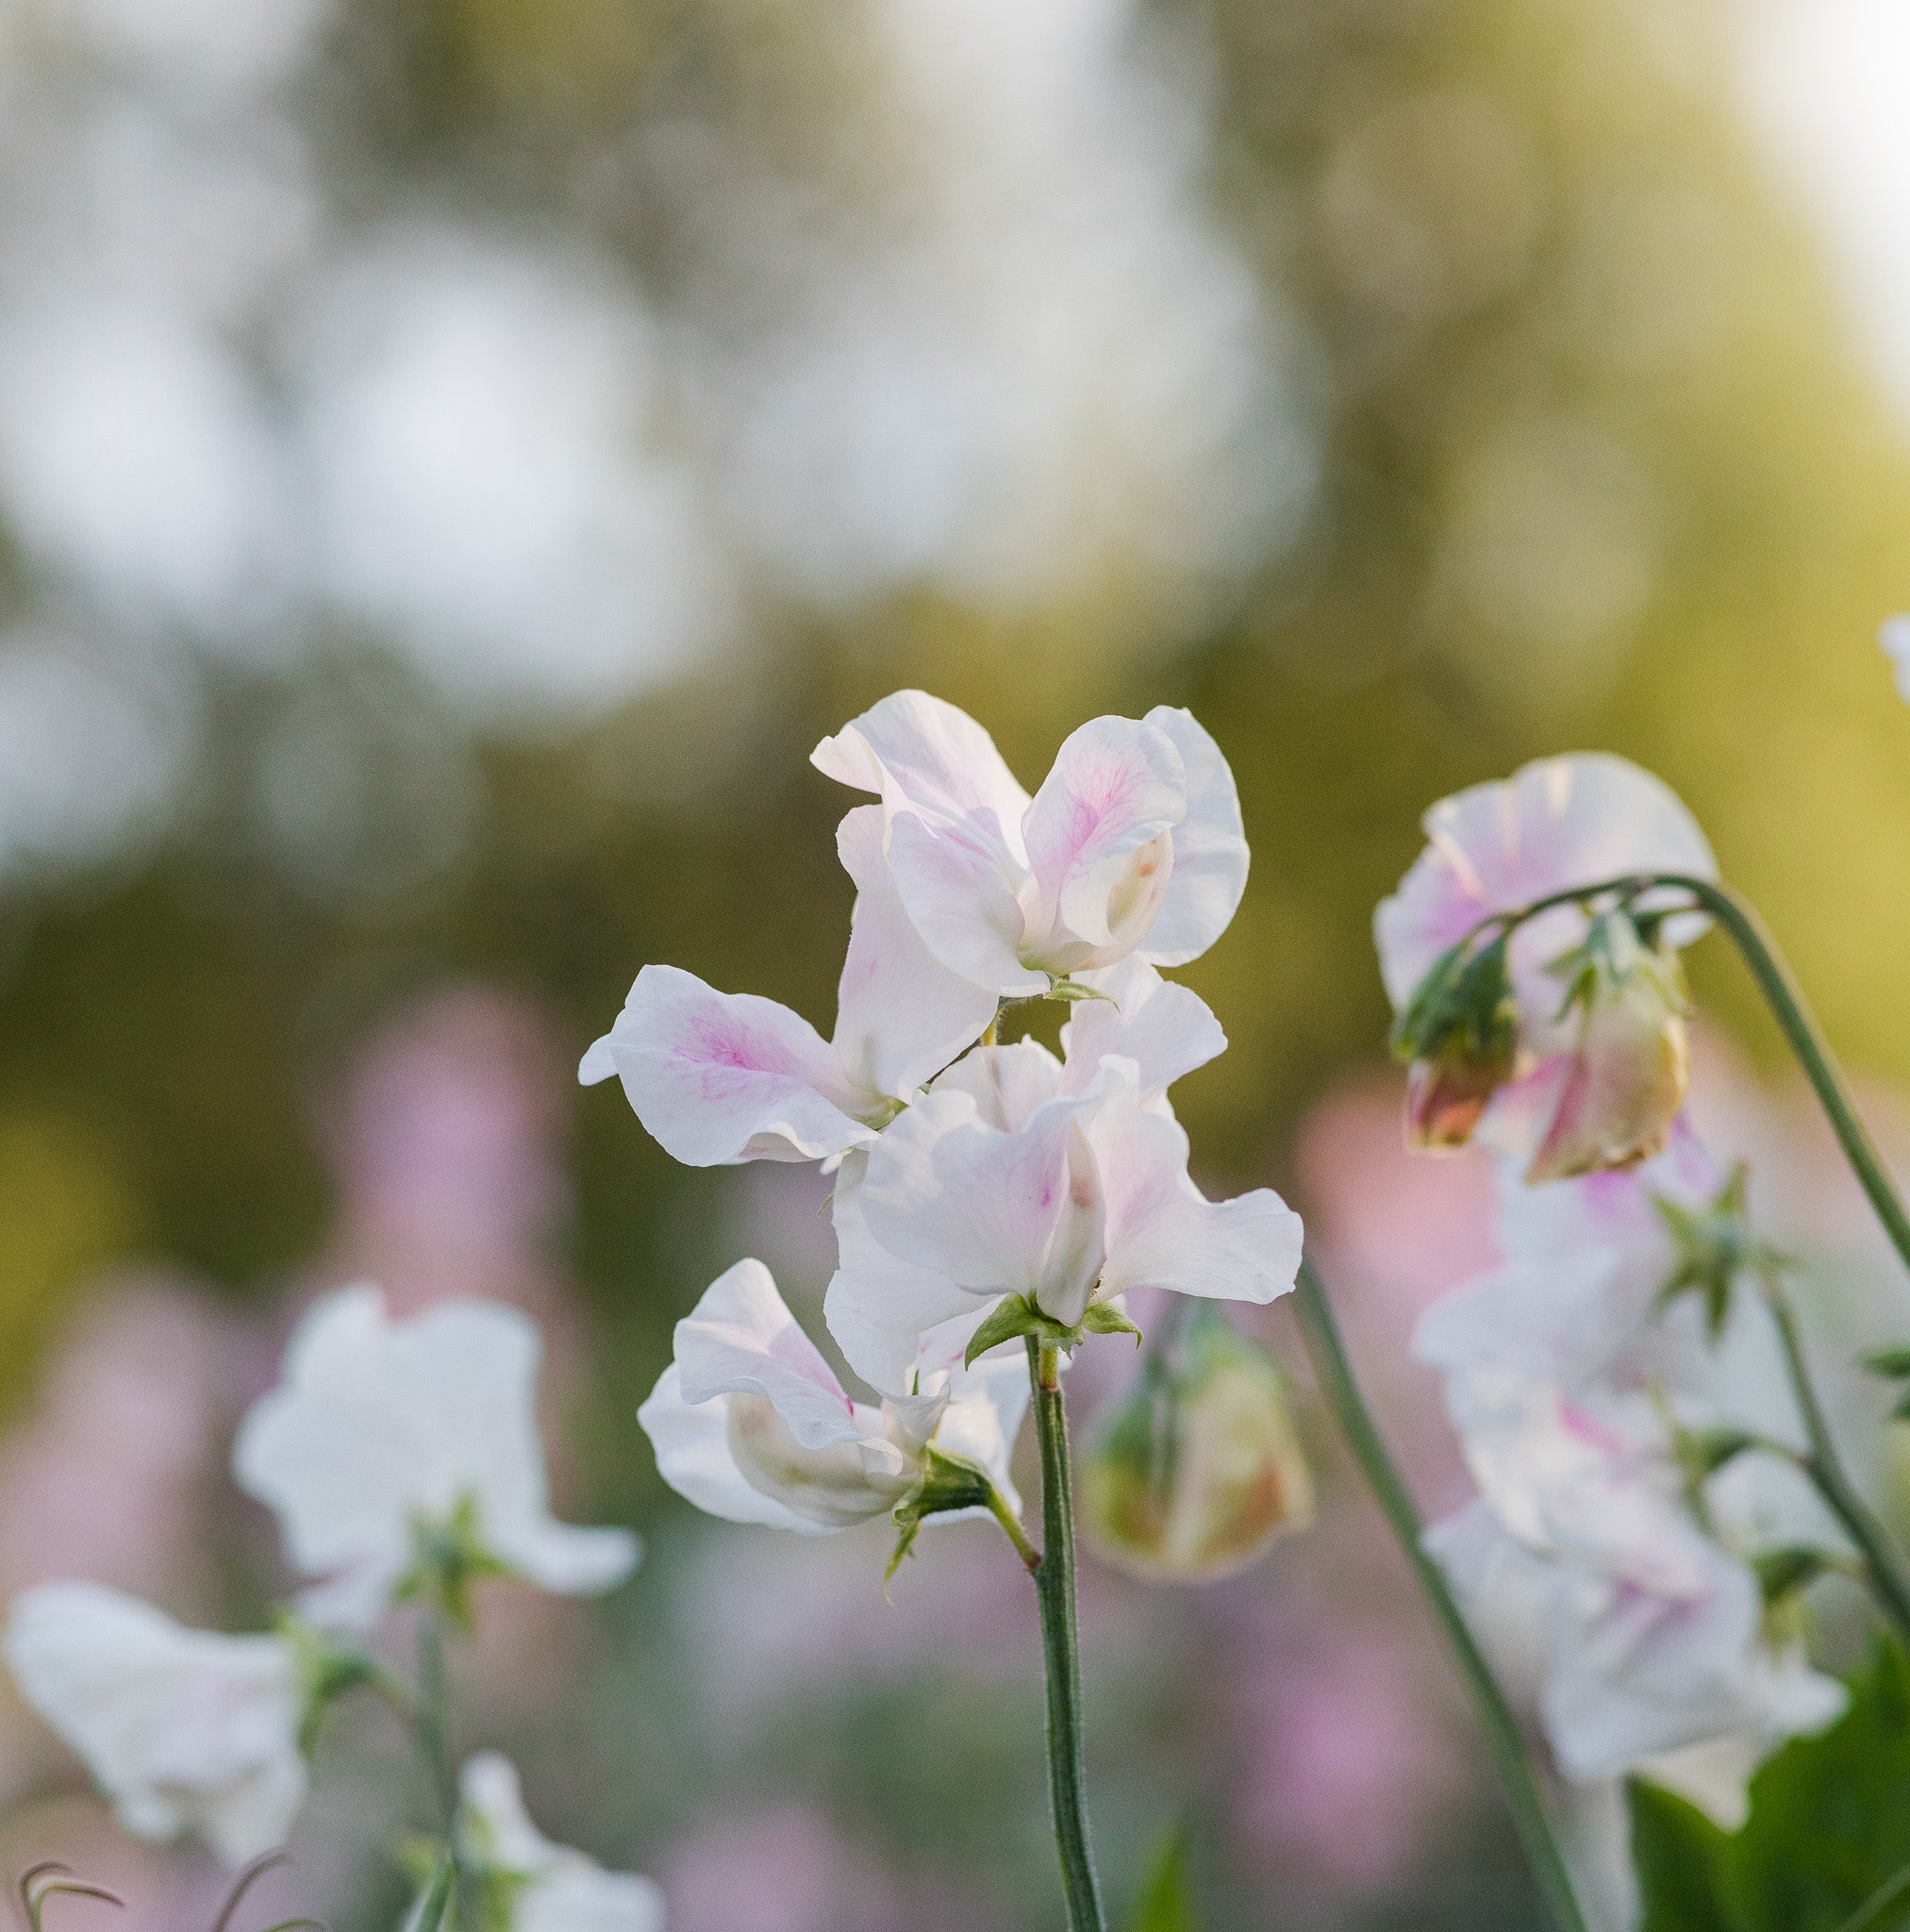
233;1284;639;1629
639;1258;1028;1546
457;1752;666;1932
5;1583;307;1867
1378;754;1717;1174
812;691;1249;997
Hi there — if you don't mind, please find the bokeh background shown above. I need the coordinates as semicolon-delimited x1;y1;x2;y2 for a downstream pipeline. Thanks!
0;0;1908;1924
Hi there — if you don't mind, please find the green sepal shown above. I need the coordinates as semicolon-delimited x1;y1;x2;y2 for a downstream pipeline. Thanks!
1752;1544;1837;1609
1653;1164;1789;1341
281;1615;383;1755
395;1491;512;1630
886;1447;1003;1582
1387;928;1518;1069
1863;1346;1910;1381
398;1855;457;1932
1891;1389;1910;1424
1128;1825;1198;1932
1680;1425;1762;1478
1045;975;1119;1006
963;1293;1076;1368
1082;1303;1143;1345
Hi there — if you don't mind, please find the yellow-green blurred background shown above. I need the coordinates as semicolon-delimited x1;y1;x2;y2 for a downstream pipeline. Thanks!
1;0;1909;1925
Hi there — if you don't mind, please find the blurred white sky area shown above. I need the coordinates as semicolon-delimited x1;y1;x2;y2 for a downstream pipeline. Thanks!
0;0;1902;882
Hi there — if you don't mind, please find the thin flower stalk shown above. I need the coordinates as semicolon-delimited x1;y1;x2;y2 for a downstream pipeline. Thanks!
1292;1259;1591;1932
1026;1338;1108;1932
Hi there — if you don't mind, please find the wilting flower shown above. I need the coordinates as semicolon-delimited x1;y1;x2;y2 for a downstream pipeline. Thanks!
458;1751;666;1932
1081;1304;1312;1581
5;1582;307;1866
1427;1498;1843;1781
812;691;1248;996
639;1258;1027;1537
1377;755;1716;1163
853;1050;1302;1342
233;1285;639;1628
581;806;997;1166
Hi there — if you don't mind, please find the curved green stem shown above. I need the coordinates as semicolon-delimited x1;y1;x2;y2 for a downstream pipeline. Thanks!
1761;1274;1910;1649
1293;1260;1591;1932
1837;1856;1910;1932
1026;1337;1108;1932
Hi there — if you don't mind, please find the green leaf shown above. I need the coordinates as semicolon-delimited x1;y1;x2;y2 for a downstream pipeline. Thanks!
398;1857;456;1932
1127;1827;1197;1932
1752;1545;1838;1608
1862;1347;1910;1381
1729;1642;1910;1932
1629;1779;1741;1932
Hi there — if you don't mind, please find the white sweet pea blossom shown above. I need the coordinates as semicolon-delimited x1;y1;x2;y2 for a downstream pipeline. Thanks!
1883;614;1910;703
1375;753;1717;1033
1428;1498;1843;1782
812;690;1248;997
5;1583;307;1866
853;1047;1301;1340
580;805;996;1165
639;1258;1028;1535
233;1285;639;1628
458;1752;666;1932
825;969;1233;1394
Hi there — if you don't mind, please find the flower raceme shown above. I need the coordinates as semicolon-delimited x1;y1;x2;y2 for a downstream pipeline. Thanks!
457;1752;665;1932
639;1258;1028;1539
812;691;1249;996
1378;753;1717;1176
4;1583;307;1866
234;1284;639;1629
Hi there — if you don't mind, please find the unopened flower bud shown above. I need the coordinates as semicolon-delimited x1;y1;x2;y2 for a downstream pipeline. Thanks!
1081;1304;1313;1582
1391;932;1521;1152
1526;911;1688;1183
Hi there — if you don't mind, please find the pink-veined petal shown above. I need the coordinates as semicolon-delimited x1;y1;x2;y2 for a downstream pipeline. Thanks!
812;690;1031;844
673;1258;860;1450
1061;958;1225;1099
831;805;998;1098
583;963;872;1166
1092;1075;1302;1306
858;1087;1104;1323
637;1365;832;1534
1374;753;1717;1013
886;808;1042;996
1020;715;1186;971
1138;707;1250;967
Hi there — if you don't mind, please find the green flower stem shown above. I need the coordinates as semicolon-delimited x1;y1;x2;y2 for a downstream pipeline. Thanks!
1293;1259;1591;1932
1836;1856;1910;1932
1761;1274;1910;1650
1026;1336;1109;1932
1495;873;1910;1278
988;1482;1041;1572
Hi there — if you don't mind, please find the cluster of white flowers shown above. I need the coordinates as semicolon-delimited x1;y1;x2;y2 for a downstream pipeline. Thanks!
1377;755;1847;1790
588;690;1304;1552
2;1285;654;1926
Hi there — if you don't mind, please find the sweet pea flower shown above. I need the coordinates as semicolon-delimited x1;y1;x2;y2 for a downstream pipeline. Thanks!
853;1048;1302;1343
458;1751;666;1932
824;960;1230;1394
1377;755;1717;1170
639;1258;1028;1536
812;691;1248;997
233;1285;639;1629
1427;1498;1843;1781
1883;614;1910;702
5;1583;307;1865
581;806;996;1166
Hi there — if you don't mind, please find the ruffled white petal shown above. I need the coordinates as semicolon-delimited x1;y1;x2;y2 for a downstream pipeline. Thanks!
5;1583;306;1868
831;806;997;1100
234;1286;637;1626
812;690;1031;844
1090;1075;1302;1307
1137;707;1249;966
581;962;872;1166
637;1365;825;1533
1061;958;1225;1099
1375;752;1717;1014
886;809;1043;996
930;1040;1066;1131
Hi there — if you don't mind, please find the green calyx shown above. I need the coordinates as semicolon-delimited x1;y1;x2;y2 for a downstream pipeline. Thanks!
1548;906;1689;1028
397;1493;511;1630
1654;1163;1789;1339
962;1292;1142;1370
281;1615;384;1755
1043;975;1119;1006
886;1446;1006;1582
1389;929;1520;1075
